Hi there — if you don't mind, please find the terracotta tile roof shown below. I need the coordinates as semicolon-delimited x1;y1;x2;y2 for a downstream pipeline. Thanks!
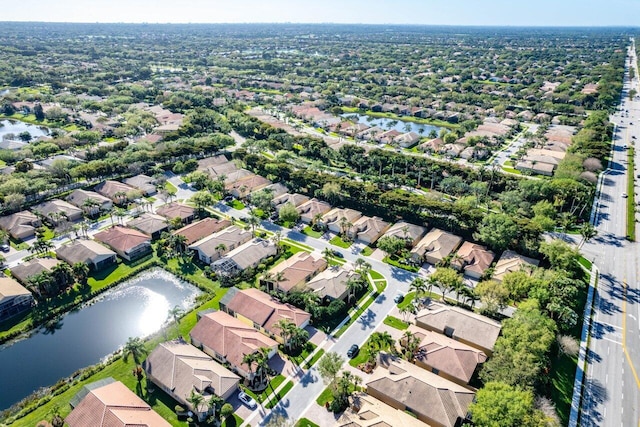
409;325;487;384
11;258;61;285
411;228;463;263
223;288;310;337
143;341;240;408
383;221;428;245
127;213;169;236
367;353;475;427
306;266;359;301
94;180;136;200
415;302;502;353
190;310;278;372
174;218;231;245
94;226;151;253
156;203;195;221
493;250;540;282
267;251;327;292
336;392;427;427
66;379;171;427
450;242;495;277
0;210;40;237
0;276;31;300
56;240;116;266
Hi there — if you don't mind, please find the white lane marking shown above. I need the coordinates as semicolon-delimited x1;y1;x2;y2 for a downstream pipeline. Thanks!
602;337;623;345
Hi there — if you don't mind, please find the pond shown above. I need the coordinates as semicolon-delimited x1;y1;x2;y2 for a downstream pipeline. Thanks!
0;268;202;410
0;119;50;141
341;113;443;137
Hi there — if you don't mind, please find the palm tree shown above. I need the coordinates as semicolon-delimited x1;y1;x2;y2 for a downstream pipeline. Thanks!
254;347;271;387
82;198;101;217
580;223;597;246
322;247;333;263
247;214;261;236
275;318;296;351
123;337;147;365
207;394;224;418
399;331;420;361
312;212;324;229
114;191;128;206
242;352;259;385
346;276;365;304
168;305;184;335
214;243;227;259
399;302;417;322
72;262;90;286
338;216;352;238
289;327;310;353
270;231;283;254
186;389;205;417
367;332;395;362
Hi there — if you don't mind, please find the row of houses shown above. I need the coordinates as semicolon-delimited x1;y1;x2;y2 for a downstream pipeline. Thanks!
340;301;503;427
515;125;576;176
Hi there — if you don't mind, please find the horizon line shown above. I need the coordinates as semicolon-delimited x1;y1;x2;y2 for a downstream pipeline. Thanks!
0;21;638;29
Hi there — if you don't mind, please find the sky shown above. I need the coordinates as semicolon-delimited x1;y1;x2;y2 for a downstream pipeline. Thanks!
3;0;640;27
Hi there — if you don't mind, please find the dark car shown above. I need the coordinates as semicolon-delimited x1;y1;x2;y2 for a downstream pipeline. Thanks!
347;344;359;358
331;249;344;258
0;244;9;253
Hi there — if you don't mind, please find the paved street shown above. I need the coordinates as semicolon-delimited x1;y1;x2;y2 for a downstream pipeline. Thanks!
579;40;640;427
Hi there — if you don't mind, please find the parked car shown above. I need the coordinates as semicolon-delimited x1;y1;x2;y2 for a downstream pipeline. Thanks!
347;344;359;358
331;249;344;258
238;391;257;409
0;244;9;253
394;293;405;303
622;193;628;198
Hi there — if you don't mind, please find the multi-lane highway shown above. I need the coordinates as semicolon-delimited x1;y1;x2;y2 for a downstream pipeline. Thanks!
580;40;640;427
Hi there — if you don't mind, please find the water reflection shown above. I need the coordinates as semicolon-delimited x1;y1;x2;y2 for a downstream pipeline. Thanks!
0;268;201;410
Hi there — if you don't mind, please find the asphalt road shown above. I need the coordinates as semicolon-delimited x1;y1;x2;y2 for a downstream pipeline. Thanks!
579;41;640;427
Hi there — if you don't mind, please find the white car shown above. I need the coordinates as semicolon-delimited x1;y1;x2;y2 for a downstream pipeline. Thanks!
238;391;257;409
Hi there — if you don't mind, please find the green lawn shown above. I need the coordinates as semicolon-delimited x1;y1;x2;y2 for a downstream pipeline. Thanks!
9;237;28;251
360;246;374;256
578;256;593;271
302;226;323;238
296;418;320;427
369;270;383;280
627;148;636;241
286;342;316;366
265;380;294;409
229;199;245;210
222;414;243;427
329;235;351;248
40;227;56;241
304;349;325;369
241;375;286;405
383;256;419;272
549;353;578;426
397;292;416;309
165;181;178;195
383;315;409;330
316;386;334;406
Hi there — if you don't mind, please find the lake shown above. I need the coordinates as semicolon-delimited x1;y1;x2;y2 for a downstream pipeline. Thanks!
0;119;50;141
0;268;202;410
341;113;443;137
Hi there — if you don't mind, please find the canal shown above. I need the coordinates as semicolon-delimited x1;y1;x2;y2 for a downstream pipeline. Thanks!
0;268;201;410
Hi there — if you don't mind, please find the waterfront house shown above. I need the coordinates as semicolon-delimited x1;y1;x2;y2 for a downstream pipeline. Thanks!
56;240;117;271
94;226;152;261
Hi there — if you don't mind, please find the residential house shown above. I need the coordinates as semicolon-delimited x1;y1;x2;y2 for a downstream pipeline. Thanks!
0;211;41;240
31;199;83;225
225;173;272;199
211;239;277;277
66;378;171;427
250;183;289;200
123;174;157;196
415;302;502;355
11;258;61;286
348;216;390;244
336;392;428;427
410;228;463;265
94;180;137;204
306;266;361;302
143;341;240;422
394;132;421;148
382;221;428;248
366;353;475;427
0;276;33;321
67;189;112;215
375;129;401;145
94;226;152;261
419;137;444;153
156;202;196;224
492;250;540;283
443;143;465;158
127;213;169;240
188;226;252;264
219;287;311;343
407;324;487;386
197;155;238;179
56;240;117;271
272;193;310;212
297;198;332;224
450;242;495;279
320;208;362;234
263;251;327;293
173;218;231;246
190;310;278;380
